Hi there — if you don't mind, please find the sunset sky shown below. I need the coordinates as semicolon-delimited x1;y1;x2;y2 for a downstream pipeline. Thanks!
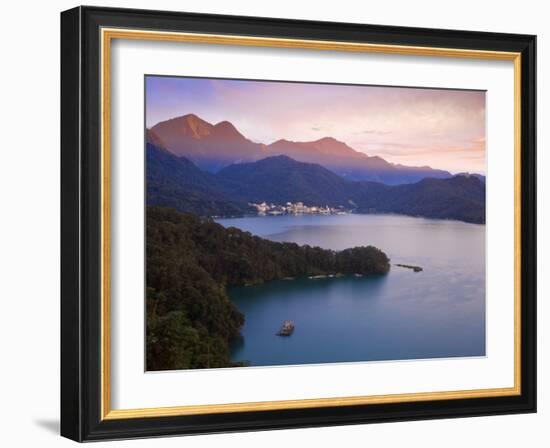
146;76;486;174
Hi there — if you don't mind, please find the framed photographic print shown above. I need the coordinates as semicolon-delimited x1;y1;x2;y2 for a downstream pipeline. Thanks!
60;6;536;442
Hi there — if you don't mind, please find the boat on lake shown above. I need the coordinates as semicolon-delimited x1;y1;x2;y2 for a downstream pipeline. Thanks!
276;320;295;336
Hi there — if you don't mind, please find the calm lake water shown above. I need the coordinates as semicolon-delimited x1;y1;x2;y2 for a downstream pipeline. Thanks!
216;214;486;367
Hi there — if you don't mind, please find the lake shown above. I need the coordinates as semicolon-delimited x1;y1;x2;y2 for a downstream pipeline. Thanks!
216;214;486;367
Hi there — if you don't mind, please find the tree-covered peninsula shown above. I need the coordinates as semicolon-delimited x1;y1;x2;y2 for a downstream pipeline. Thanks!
146;207;390;371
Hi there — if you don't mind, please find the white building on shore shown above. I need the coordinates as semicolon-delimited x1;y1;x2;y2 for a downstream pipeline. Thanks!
249;201;351;216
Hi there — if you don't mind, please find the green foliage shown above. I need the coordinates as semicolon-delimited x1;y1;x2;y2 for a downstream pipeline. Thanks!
216;156;485;224
217;155;353;207
146;143;249;217
146;207;390;371
354;175;486;224
147;148;486;224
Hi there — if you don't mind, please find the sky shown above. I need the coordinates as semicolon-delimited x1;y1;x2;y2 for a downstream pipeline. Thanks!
146;76;486;174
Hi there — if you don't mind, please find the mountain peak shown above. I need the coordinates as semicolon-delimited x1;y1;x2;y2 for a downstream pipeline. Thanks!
307;136;363;157
314;136;339;144
269;136;362;158
180;114;213;137
150;113;263;170
260;154;296;163
213;120;246;140
153;113;213;139
271;138;292;145
175;113;208;125
182;112;200;120
214;120;234;128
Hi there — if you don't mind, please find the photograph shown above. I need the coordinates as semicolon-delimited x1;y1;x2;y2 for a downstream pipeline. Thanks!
56;4;537;442
144;76;487;371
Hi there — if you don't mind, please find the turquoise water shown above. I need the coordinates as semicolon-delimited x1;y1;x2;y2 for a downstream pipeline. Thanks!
217;214;486;367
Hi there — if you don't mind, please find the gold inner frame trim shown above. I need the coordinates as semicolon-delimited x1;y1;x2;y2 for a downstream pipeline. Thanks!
100;27;522;420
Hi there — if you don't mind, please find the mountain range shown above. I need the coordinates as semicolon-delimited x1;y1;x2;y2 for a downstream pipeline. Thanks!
149;114;453;185
146;136;486;224
146;133;248;217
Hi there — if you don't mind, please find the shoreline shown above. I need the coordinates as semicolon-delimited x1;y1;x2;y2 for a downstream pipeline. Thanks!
215;211;486;226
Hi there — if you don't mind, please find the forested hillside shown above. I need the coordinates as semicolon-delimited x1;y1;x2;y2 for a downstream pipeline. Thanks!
146;143;250;217
146;145;486;224
217;156;486;223
146;207;390;370
354;175;486;224
217;155;354;206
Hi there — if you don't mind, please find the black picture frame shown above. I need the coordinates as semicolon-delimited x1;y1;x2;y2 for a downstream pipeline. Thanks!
61;5;536;442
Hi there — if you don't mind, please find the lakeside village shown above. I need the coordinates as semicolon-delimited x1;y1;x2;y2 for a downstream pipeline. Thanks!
249;201;353;216
248;200;422;338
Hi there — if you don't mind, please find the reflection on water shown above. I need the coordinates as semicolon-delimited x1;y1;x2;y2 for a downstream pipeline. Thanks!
217;214;485;367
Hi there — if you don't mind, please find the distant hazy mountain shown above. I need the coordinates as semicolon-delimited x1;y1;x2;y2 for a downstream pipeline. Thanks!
217;155;354;206
149;114;266;172
266;137;451;184
149;114;452;185
146;140;249;217
455;172;486;183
